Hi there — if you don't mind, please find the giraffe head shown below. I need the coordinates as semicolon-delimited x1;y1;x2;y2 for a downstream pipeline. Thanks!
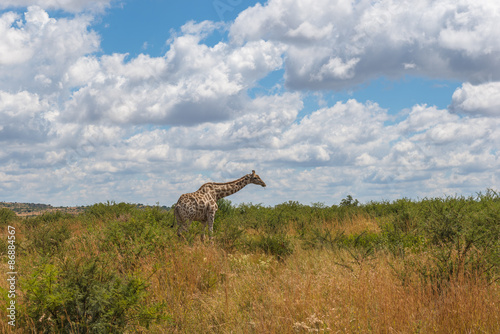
248;170;266;187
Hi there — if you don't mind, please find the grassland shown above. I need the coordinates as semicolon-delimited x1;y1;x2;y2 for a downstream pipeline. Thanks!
0;192;499;333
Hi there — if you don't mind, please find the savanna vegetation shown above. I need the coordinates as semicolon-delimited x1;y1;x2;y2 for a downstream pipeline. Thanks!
1;191;499;333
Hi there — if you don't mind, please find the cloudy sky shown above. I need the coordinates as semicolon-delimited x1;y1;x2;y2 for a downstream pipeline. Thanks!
1;0;499;207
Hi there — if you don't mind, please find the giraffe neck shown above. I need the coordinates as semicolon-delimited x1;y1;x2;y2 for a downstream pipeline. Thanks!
210;176;251;200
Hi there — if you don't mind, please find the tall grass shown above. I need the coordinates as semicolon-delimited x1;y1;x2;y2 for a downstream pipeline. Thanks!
1;192;499;333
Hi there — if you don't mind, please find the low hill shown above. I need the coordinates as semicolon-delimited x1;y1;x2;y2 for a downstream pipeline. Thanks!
0;202;83;217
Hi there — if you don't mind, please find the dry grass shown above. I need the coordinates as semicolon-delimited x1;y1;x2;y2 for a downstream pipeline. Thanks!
138;242;499;333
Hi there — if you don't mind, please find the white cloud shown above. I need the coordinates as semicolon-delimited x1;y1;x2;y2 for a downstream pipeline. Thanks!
65;56;102;87
450;82;500;117
61;24;285;126
313;57;360;81
281;100;391;159
437;1;500;56
0;12;32;65
0;7;99;94
231;0;500;89
286;21;334;41
180;20;225;37
397;104;459;134
122;93;302;155
2;94;499;205
0;90;52;142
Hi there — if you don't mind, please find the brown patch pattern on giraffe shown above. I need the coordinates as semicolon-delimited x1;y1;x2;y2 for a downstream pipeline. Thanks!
174;170;266;240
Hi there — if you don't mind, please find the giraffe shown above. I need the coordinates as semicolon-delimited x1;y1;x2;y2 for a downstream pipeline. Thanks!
174;170;266;240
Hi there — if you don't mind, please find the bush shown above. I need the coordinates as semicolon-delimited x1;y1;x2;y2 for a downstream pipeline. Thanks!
216;198;234;220
215;219;245;252
248;234;294;260
23;215;72;255
84;202;135;219
101;211;176;269
24;258;154;333
143;204;173;228
0;208;16;226
386;193;500;290
33;222;71;255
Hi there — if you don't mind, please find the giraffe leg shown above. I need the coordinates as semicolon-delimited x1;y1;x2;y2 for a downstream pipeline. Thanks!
201;221;208;242
177;220;190;238
207;212;215;241
207;203;217;241
174;207;186;237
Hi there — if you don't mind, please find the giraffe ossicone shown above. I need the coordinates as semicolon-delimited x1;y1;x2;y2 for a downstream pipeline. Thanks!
174;170;266;240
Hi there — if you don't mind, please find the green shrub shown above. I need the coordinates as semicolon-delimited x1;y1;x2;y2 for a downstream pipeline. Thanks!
84;201;135;219
216;198;234;220
23;210;73;229
215;219;245;252
342;231;382;249
24;218;72;255
386;192;500;290
102;216;168;270
24;258;155;333
0;208;16;226
248;234;294;260
143;204;173;228
381;222;426;256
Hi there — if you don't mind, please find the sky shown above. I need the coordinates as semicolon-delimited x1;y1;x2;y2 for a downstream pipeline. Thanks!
0;0;499;207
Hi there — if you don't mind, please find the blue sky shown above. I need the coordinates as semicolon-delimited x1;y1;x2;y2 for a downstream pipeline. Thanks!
0;0;499;206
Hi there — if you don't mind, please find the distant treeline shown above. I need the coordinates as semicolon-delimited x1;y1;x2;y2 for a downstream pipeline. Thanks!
0;202;54;213
0;201;170;215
